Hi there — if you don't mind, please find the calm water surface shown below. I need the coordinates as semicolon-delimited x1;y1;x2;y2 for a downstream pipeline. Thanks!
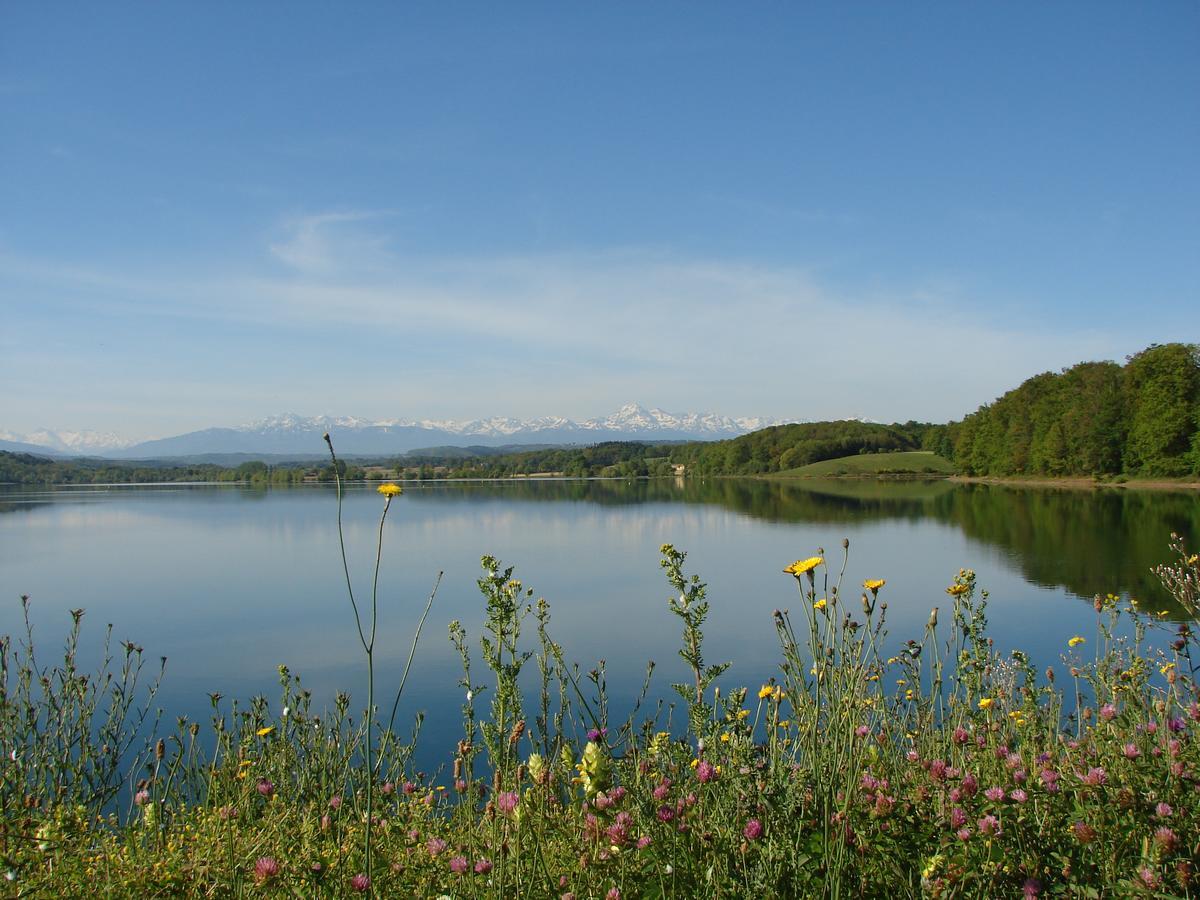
2;479;1196;770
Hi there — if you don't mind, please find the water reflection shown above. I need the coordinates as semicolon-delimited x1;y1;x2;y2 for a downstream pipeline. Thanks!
0;479;1194;772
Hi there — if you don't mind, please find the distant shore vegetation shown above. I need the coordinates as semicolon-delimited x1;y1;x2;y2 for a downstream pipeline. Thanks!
2;343;1197;486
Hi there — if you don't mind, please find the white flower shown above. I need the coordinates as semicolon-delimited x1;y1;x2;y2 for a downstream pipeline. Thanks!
281;706;290;718
466;690;473;703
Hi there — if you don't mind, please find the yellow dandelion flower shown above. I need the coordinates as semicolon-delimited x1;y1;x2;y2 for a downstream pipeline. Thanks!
977;697;994;710
813;597;827;612
256;726;275;737
1067;636;1085;648
946;584;969;597
784;556;823;577
778;720;790;728
905;689;915;701
377;483;403;497
758;684;773;700
1161;662;1176;675
1186;554;1198;566
863;579;886;592
690;758;699;768
238;760;253;768
720;733;731;743
736;709;750;721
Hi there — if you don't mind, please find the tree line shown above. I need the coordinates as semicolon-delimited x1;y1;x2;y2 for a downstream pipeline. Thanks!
941;343;1200;477
3;343;1197;485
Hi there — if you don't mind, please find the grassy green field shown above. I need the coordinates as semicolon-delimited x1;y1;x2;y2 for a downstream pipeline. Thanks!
778;450;956;477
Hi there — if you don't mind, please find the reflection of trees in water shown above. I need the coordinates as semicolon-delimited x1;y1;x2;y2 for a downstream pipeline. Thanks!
692;479;1197;617
411;478;1199;617
8;478;1196;617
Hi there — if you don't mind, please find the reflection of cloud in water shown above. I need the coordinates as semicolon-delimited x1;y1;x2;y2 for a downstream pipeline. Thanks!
1;481;1193;767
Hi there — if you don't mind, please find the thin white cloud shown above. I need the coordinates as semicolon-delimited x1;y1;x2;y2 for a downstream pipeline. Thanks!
268;210;397;274
0;215;1135;434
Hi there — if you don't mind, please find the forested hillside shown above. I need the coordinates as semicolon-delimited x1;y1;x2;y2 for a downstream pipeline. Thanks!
667;420;937;475
947;343;1200;477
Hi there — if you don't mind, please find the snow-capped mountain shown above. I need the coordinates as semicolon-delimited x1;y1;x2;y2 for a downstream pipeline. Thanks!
0;428;134;455
5;404;791;459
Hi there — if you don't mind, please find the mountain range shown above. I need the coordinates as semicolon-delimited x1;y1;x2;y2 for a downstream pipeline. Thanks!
1;404;792;459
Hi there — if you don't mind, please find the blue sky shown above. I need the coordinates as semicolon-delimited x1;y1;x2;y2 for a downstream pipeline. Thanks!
2;3;1197;440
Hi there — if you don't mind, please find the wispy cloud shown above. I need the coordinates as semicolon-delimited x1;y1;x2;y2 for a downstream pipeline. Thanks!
0;212;1131;433
268;210;398;274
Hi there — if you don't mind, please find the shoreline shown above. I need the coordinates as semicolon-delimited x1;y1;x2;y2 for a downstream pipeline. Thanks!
949;474;1200;491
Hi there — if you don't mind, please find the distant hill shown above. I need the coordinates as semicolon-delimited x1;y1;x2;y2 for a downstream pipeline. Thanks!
5;404;789;460
0;439;64;457
669;420;938;476
778;450;956;477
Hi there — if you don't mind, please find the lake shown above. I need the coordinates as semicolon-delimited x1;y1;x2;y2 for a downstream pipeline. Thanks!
2;478;1196;771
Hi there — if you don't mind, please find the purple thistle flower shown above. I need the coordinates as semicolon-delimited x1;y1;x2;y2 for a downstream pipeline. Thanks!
329;794;342;809
696;760;716;783
652;779;671;801
134;789;150;806
984;786;1005;802
1010;788;1028;804
426;837;448;857
743;818;763;840
1154;827;1179;852
1122;743;1141;760
978;814;1001;836
254;857;280;884
257;778;274;798
496;791;519;814
1099;703;1117;721
950;807;967;828
350;873;370;892
1156;802;1174;818
953;725;969;745
475;858;493;875
1080;766;1107;786
587;727;608;742
1072;821;1096;844
1022;877;1042;898
636;835;652;849
956;827;972;842
657;805;675;823
855;725;870;738
449;855;469;875
606;889;621;900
